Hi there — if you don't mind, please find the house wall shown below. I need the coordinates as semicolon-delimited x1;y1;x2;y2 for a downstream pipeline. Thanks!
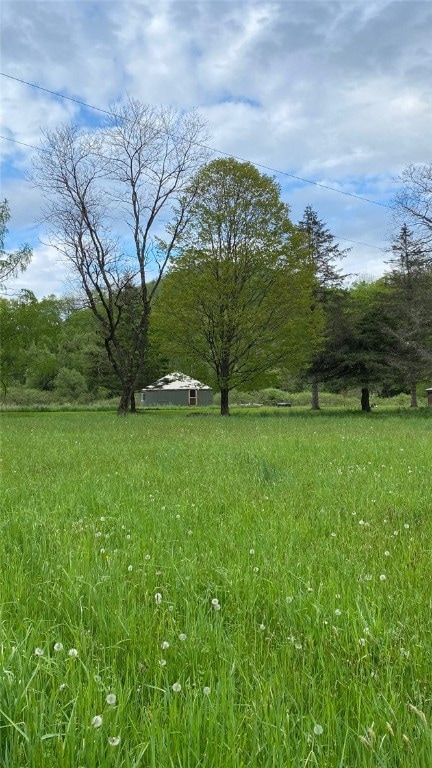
141;389;213;406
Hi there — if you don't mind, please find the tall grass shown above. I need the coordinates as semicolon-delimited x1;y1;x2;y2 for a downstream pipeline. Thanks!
1;411;431;766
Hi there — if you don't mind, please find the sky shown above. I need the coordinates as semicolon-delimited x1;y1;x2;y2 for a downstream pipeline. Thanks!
1;0;431;298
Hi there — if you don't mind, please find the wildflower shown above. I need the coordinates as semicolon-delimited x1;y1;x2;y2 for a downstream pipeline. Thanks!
384;551;390;556
404;523;410;529
161;641;170;650
286;596;293;604
176;514;181;519
145;554;151;560
68;648;79;657
379;574;386;581
100;516;106;522
34;647;44;657
259;624;265;631
249;548;255;555
203;686;211;695
53;642;64;652
211;598;219;606
108;736;121;746
178;633;187;642
213;603;221;611
172;682;181;692
155;593;162;604
91;715;103;728
313;724;323;735
106;693;117;705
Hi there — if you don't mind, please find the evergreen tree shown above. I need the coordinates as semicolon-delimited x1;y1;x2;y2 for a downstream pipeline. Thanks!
298;206;350;408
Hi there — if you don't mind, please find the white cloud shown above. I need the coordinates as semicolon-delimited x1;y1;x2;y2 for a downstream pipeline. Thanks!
1;0;431;295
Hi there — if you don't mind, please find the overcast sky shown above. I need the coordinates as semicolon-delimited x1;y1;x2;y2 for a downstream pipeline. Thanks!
1;0;431;297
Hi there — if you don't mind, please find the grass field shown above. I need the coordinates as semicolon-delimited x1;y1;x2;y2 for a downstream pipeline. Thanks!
1;408;432;767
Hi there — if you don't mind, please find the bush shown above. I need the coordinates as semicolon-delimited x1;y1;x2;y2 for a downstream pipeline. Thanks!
53;368;88;401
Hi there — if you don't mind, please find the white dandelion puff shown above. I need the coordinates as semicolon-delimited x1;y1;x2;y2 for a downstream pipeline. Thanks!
108;736;121;746
155;593;162;604
159;659;167;667
379;574;387;581
53;642;64;652
106;693;117;705
211;598;219;606
91;715;103;729
34;647;44;657
313;724;323;736
178;633;187;642
172;682;181;692
68;648;79;657
161;641;170;650
203;686;211;696
127;565;133;572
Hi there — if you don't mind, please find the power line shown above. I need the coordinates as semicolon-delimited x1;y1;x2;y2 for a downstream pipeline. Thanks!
1;70;392;210
0;132;387;252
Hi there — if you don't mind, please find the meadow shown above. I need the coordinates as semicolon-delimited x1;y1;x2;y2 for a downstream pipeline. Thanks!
1;408;432;767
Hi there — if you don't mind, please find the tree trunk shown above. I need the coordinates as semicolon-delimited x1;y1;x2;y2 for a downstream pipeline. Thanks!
410;381;418;408
220;387;230;416
118;387;132;416
130;391;136;413
361;387;371;412
311;380;320;410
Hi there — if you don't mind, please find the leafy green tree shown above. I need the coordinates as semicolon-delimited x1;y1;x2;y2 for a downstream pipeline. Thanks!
154;158;321;415
0;200;32;290
54;367;88;400
297;205;349;409
316;280;397;411
384;224;432;405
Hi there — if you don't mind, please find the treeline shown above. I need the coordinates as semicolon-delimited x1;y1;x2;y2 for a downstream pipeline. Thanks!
1;218;431;411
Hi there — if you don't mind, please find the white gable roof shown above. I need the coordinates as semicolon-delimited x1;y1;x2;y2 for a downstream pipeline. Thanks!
143;372;212;391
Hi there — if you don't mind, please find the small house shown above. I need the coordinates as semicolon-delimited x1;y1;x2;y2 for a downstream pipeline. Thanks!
140;372;213;407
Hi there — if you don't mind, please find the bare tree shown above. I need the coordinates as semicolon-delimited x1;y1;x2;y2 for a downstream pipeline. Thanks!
33;98;208;414
394;163;432;248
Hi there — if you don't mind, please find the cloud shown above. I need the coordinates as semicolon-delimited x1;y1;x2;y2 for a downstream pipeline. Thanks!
1;0;431;295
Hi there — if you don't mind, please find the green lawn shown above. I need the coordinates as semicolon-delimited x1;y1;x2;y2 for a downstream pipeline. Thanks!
1;409;432;767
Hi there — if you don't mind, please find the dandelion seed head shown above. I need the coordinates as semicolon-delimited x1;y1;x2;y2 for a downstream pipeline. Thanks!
380;574;387;581
53;642;64;652
335;609;342;616
161;641;170;650
213;603;221;611
359;637;366;646
203;686;211;696
286;596;293;604
127;565;133;572
155;592;162;604
91;715;103;728
145;554;151;560
253;566;259;573
172;682;181;692
259;624;266;631
68;648;79;657
211;598;219;606
178;633;187;641
94;674;101;683
313;724;323;735
108;736;121;746
249;548;255;555
106;693;117;705
35;647;44;657
159;659;167;667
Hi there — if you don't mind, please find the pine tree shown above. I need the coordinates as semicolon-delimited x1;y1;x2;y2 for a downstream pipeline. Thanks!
298;206;350;408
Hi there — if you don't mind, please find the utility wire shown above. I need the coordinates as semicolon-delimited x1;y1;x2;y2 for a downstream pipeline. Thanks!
0;132;386;252
1;70;392;210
